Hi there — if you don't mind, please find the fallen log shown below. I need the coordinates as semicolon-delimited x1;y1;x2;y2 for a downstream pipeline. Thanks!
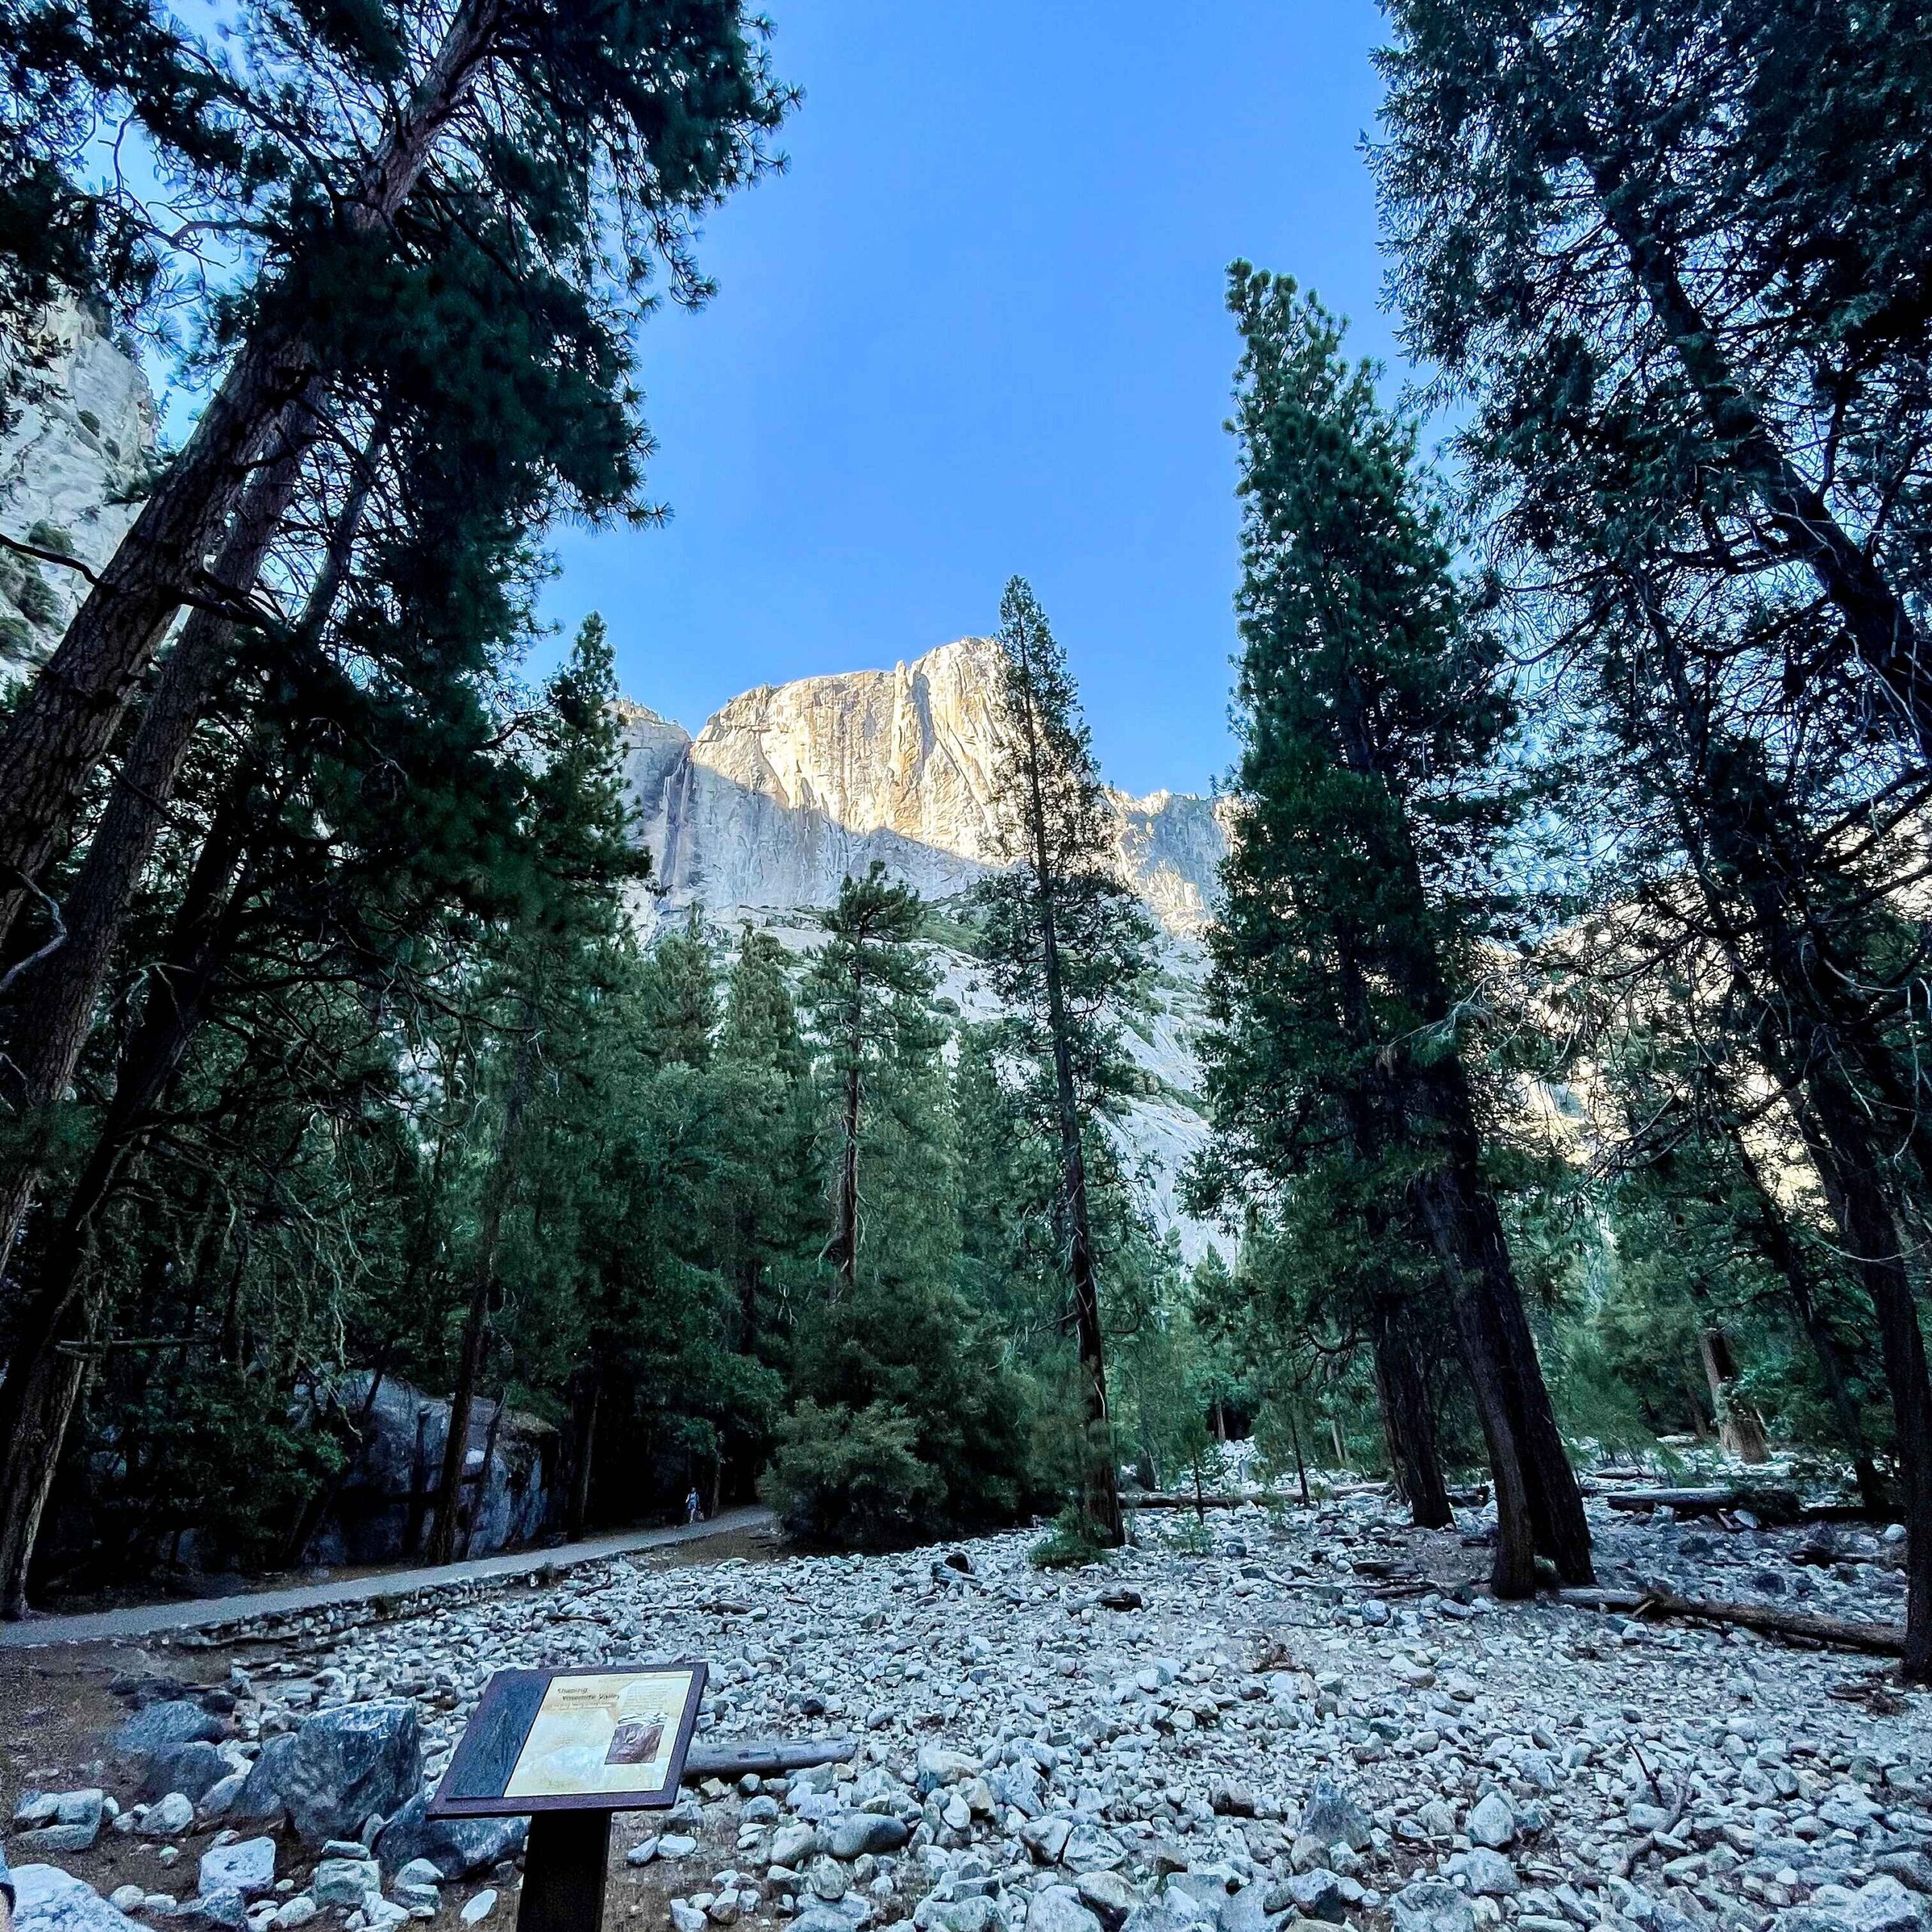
1121;1492;1268;1510
683;1736;854;1782
1555;1586;1903;1657
1598;1486;1804;1524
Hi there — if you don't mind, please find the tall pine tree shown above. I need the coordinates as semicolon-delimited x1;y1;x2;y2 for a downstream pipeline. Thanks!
1192;268;1592;1595
973;579;1154;1548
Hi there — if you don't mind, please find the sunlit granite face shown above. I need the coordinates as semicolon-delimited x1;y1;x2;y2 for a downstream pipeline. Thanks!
617;636;1227;934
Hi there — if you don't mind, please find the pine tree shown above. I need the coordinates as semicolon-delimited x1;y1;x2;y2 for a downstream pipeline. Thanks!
1192;267;1592;1595
972;579;1154;1547
1373;0;1932;761
639;909;721;1070
801;865;939;1297
0;0;790;951
423;615;645;1565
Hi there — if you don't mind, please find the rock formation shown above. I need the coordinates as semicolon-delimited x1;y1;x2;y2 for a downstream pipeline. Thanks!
0;301;158;680
617;637;1227;934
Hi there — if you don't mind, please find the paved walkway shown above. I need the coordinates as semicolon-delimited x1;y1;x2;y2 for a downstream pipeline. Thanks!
0;1506;774;1649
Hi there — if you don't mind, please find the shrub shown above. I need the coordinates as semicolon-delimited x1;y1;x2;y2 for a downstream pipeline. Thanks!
760;1399;941;1549
1029;1504;1113;1571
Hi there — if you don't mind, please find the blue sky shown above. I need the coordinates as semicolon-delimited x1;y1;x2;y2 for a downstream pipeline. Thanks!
536;0;1397;798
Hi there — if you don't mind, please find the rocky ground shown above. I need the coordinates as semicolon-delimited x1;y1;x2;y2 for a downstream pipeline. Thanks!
5;1489;1926;1932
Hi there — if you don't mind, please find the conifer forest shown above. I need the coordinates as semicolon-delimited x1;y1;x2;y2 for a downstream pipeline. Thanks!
4;0;1932;1749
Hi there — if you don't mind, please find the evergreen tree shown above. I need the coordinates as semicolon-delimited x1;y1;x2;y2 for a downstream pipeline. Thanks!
1189;267;1591;1595
1374;0;1932;761
639;909;721;1069
423;615;646;1564
972;579;1154;1547
801;865;940;1296
765;869;1037;1548
0;0;791;952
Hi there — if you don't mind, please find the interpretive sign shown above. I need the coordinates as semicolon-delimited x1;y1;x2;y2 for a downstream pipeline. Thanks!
428;1663;707;1817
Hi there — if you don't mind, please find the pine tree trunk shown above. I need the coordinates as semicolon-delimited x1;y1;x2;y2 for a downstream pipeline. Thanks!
0;0;506;948
0;1313;94;1618
1009;631;1120;1545
1697;1327;1770;1463
0;801;253;1614
1727;1127;1886;1510
427;1012;534;1566
567;1367;600;1541
1370;1297;1453;1529
833;1046;860;1297
1786;1072;1932;1681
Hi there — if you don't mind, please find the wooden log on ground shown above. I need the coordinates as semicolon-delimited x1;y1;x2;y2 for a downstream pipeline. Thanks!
1121;1492;1267;1510
683;1736;854;1781
1555;1586;1904;1657
1598;1486;1804;1524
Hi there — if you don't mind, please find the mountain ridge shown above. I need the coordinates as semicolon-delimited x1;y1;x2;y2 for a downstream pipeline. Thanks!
615;635;1229;931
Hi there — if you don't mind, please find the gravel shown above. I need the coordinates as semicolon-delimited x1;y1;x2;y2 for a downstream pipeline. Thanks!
13;1485;1930;1932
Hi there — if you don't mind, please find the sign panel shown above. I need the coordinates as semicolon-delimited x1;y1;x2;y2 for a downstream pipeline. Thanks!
428;1663;707;1817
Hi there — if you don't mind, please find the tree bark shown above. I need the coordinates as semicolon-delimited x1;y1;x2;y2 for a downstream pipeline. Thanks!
1727;1126;1887;1512
0;0;507;948
1370;1295;1454;1529
0;1284;100;1618
566;1365;600;1541
426;1009;535;1566
1697;1327;1770;1463
1786;1072;1932;1681
0;775;257;1614
832;1044;860;1297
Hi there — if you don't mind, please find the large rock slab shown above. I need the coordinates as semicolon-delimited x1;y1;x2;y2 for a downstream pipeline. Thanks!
112;1701;223;1761
139;1743;229;1804
289;1375;556;1566
13;1867;145;1932
278;1703;423;1844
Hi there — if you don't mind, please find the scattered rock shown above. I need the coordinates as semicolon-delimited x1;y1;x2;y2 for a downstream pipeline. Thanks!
1300;1777;1372;1854
459;1892;497;1927
767;1822;817;1869
138;1794;196;1838
310;1860;380;1911
198;1840;277;1903
1391;1881;1475;1932
826;1810;906;1857
11;1789;106;1854
1461;1848;1516;1897
374;1795;527;1879
1464;1789;1515;1850
1029;1888;1103;1932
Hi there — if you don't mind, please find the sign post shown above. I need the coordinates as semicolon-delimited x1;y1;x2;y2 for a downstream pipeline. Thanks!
429;1663;709;1932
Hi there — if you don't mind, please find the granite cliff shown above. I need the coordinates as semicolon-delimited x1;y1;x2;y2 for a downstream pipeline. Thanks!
617;636;1227;934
